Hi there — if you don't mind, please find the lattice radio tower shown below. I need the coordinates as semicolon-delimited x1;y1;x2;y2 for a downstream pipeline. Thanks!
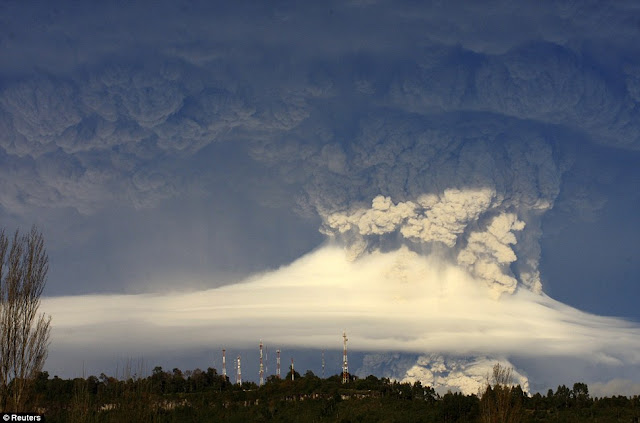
236;355;242;385
259;340;264;387
276;349;281;379
291;357;295;381
342;331;349;384
222;349;226;379
265;345;269;375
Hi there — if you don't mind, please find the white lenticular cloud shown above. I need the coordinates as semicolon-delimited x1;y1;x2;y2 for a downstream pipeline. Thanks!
43;245;640;381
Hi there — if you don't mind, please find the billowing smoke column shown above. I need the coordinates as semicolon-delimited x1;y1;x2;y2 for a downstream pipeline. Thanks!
274;115;564;298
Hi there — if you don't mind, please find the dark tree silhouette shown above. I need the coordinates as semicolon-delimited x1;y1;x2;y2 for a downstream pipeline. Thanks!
0;227;51;412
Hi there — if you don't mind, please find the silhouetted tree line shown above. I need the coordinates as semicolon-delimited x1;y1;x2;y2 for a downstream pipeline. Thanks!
17;364;640;422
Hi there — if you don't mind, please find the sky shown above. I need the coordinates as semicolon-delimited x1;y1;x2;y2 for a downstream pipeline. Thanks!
1;0;640;395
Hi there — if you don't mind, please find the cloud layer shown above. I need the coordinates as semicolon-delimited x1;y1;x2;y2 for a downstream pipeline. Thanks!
43;245;640;387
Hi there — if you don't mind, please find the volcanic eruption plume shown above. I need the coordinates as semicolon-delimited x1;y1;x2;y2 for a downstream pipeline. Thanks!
1;0;639;394
297;115;564;297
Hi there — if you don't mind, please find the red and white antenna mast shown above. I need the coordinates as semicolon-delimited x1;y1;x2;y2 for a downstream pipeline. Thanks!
276;349;281;379
342;331;349;384
236;355;242;385
259;340;264;387
291;357;295;381
222;349;226;378
265;345;269;376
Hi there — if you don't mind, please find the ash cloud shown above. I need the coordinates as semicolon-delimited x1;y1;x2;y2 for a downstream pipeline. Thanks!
0;64;260;213
0;0;639;392
391;42;640;152
0;1;636;298
278;115;564;296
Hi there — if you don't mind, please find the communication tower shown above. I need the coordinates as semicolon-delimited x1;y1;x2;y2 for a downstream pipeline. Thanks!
222;349;226;378
276;349;281;379
236;355;242;385
259;340;264;387
291;357;295;381
342;331;349;384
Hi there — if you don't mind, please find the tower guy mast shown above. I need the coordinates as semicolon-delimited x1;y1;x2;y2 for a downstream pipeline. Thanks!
259;340;264;387
342;331;349;384
222;349;226;379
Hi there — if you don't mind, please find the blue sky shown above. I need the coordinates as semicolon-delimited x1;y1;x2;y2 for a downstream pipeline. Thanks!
1;1;639;393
